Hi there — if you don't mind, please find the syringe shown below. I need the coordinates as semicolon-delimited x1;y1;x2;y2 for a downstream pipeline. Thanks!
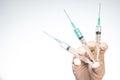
96;3;101;60
43;31;92;64
64;10;95;62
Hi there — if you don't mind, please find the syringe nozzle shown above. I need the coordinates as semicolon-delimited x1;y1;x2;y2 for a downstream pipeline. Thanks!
98;17;101;25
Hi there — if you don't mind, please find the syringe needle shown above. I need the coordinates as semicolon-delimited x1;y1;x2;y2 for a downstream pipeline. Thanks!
64;9;76;29
64;9;72;23
98;3;101;25
43;31;62;43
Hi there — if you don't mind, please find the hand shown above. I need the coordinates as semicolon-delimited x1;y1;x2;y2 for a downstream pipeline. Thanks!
72;41;108;80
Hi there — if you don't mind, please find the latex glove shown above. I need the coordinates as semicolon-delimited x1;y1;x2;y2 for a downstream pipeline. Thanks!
72;41;108;80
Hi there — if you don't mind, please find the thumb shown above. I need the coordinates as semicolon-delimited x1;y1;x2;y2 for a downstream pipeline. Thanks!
91;62;104;75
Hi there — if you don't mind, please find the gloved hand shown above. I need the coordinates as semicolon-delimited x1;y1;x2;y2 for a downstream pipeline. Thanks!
72;41;108;80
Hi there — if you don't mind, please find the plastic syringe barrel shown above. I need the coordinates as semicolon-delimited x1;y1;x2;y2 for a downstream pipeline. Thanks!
74;28;83;40
96;25;101;43
60;42;78;56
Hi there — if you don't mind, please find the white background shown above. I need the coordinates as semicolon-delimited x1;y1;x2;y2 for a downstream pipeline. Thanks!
0;0;120;80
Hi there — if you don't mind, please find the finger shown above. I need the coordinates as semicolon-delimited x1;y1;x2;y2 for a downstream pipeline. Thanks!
87;41;97;60
80;41;96;62
73;55;93;66
87;41;96;51
77;46;87;56
92;62;100;69
72;57;88;76
92;62;105;76
100;42;108;51
99;42;108;62
88;62;105;78
77;41;96;57
73;57;81;65
72;57;83;75
76;46;93;64
72;57;90;80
